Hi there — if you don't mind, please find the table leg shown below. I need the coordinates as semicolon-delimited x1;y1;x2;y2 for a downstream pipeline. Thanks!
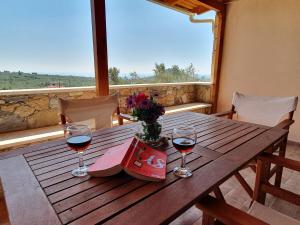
202;214;215;225
253;148;271;204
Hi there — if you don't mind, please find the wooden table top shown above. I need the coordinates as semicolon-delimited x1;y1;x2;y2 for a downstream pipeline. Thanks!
0;112;288;225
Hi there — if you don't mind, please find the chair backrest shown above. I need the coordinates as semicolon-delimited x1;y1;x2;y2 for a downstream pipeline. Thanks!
232;92;298;127
58;94;119;130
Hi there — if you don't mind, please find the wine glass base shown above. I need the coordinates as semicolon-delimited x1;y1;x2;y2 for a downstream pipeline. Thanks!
72;165;88;177
173;166;192;178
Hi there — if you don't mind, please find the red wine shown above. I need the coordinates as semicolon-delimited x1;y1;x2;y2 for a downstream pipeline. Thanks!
67;135;92;152
172;137;196;153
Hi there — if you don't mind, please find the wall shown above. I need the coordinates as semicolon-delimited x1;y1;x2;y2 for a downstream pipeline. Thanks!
0;82;211;133
217;0;300;142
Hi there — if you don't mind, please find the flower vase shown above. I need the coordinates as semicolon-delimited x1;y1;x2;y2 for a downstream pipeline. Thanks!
137;116;163;144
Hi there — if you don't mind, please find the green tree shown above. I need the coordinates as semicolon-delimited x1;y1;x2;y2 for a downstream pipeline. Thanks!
153;63;166;78
129;71;139;83
184;63;197;81
108;67;120;85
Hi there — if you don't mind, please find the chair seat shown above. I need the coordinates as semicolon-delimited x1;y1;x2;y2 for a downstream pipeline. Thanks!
248;201;300;225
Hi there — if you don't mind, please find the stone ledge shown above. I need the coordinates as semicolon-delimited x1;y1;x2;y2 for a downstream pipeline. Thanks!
165;103;212;114
0;82;212;96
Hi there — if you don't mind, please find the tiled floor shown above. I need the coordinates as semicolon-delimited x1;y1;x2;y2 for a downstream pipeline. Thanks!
170;143;300;225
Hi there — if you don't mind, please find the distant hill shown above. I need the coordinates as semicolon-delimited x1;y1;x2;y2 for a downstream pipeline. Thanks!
0;71;95;90
0;68;211;90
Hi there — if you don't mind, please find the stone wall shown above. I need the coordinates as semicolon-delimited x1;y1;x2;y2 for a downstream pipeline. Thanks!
0;82;212;133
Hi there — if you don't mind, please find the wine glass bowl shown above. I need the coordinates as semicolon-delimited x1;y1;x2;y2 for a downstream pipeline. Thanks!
172;125;196;178
65;124;92;177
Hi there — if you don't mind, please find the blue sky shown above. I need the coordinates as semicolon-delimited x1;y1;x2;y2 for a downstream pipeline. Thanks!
0;0;214;76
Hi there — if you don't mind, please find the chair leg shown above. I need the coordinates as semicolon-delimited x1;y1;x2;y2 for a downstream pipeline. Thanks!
234;172;253;197
249;165;256;173
118;117;124;125
213;187;225;202
202;214;215;225
274;137;287;187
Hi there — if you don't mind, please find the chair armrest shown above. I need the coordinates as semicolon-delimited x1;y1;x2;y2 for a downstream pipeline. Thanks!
275;119;294;130
196;195;268;225
118;113;137;122
211;110;235;118
258;153;300;172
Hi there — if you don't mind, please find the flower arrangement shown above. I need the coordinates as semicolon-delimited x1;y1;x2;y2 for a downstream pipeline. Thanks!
126;93;165;142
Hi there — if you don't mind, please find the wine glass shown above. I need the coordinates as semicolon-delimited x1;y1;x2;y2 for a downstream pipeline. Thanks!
172;125;196;178
65;124;92;177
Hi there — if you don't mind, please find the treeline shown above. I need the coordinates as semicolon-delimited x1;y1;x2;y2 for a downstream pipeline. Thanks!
0;64;210;90
0;71;95;90
109;63;210;85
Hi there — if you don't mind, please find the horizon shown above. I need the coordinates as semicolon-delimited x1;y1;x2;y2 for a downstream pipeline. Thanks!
0;0;214;76
0;69;211;78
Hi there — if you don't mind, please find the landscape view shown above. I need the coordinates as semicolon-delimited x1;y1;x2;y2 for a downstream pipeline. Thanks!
0;1;213;90
0;63;210;90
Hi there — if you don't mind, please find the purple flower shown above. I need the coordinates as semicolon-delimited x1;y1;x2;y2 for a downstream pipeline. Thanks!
140;99;151;109
126;95;136;108
126;92;165;122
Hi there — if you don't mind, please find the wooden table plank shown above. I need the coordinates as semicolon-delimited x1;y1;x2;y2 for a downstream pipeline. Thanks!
49;147;180;204
0;112;288;225
199;124;251;146
102;127;287;225
26;114;212;163
53;152;204;215
33;119;218;182
32;119;225;190
206;126;258;150
65;154;211;225
0;156;62;225
29;115;217;169
216;128;266;153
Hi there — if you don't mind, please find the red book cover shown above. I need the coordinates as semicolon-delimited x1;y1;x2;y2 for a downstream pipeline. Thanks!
88;138;167;181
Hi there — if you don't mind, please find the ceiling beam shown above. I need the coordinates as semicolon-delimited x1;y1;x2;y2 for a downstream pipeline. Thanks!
190;5;210;14
163;0;181;5
196;0;224;12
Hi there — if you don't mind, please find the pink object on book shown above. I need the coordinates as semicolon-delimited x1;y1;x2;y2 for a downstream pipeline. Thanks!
88;137;167;181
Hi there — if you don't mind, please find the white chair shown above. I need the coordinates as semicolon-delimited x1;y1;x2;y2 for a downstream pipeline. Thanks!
58;94;131;130
197;153;300;225
213;92;298;196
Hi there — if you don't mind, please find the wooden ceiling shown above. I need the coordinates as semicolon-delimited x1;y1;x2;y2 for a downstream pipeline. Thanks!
149;0;226;15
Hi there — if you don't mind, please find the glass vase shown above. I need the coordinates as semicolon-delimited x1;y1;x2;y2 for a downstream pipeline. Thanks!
137;116;163;144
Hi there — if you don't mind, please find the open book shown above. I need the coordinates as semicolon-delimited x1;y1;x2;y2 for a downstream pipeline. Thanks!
88;137;167;181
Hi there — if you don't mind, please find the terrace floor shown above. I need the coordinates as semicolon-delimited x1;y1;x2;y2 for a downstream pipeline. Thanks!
170;143;300;225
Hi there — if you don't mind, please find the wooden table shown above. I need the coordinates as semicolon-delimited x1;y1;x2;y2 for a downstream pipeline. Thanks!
0;112;288;225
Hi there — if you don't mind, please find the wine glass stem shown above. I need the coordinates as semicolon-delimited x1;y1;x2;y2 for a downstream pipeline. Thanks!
181;153;186;168
78;152;84;168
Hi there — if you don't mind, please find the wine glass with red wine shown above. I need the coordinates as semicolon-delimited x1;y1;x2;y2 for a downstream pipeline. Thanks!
65;124;92;177
172;125;196;178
